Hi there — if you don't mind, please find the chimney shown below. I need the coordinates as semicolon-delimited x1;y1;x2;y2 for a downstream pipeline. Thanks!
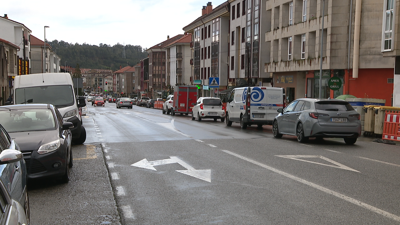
206;2;213;14
167;35;170;39
202;6;207;16
3;14;8;19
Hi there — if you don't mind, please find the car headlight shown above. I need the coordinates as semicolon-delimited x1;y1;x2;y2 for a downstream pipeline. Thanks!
38;140;61;154
64;109;77;118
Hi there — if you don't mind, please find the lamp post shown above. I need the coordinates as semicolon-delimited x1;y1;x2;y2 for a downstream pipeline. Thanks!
43;26;50;73
318;0;325;99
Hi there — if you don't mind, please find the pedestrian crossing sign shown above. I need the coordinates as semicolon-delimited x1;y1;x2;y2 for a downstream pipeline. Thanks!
209;77;219;88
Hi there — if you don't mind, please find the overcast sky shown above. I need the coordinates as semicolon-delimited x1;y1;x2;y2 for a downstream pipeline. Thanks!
2;0;226;49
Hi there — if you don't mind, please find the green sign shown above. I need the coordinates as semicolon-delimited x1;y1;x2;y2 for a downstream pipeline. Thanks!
194;80;202;85
328;77;342;90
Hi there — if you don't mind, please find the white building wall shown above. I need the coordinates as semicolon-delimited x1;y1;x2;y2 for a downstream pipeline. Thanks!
183;45;192;85
170;46;177;86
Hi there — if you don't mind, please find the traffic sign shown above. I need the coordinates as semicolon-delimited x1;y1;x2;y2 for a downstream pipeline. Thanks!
209;77;219;88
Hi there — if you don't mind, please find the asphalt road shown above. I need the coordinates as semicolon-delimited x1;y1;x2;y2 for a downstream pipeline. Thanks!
29;102;400;225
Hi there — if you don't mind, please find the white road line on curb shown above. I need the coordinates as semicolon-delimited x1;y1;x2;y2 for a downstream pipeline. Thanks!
121;205;135;219
195;139;204;143
324;149;341;154
116;186;126;196
106;155;111;160
359;157;400;168
108;162;115;168
111;172;119;180
222;150;400;223
208;144;217;148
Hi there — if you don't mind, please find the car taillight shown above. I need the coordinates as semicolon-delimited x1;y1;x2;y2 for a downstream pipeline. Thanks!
120;102;123;104
130;102;132;104
169;100;172;103
200;103;203;110
222;105;226;110
309;112;319;119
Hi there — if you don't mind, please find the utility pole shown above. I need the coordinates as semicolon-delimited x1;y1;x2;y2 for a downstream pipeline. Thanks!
319;0;325;99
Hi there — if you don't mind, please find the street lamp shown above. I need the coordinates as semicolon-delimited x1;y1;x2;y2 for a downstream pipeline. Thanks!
318;0;325;99
43;26;50;73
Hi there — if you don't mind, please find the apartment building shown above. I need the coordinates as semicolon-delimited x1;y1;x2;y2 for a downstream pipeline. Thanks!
114;66;131;96
264;0;393;104
0;38;19;104
183;2;230;97
30;35;60;73
0;15;31;75
165;33;192;87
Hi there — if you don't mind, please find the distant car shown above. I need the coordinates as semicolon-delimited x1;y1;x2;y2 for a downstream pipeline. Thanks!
137;97;150;107
108;97;116;103
87;96;94;102
116;98;133;109
0;104;74;182
131;97;138;104
162;95;174;114
272;98;361;144
94;97;105;107
192;97;226;122
146;99;156;108
0;124;29;224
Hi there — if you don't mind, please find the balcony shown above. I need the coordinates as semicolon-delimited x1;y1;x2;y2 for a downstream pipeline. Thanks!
176;53;183;60
176;68;182;76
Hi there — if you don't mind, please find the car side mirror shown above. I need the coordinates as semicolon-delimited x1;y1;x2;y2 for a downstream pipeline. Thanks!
77;96;86;108
277;108;283;113
0;149;23;164
62;122;75;130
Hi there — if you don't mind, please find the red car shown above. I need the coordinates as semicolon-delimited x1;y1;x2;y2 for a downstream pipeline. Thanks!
94;97;105;107
108;97;116;103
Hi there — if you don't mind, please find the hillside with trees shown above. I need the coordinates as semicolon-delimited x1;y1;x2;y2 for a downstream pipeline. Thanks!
49;40;148;71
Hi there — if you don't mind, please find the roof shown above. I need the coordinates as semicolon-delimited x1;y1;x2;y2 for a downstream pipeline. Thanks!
147;34;185;51
30;35;51;48
0;16;32;33
0;38;20;50
164;34;192;48
114;66;132;73
126;67;135;72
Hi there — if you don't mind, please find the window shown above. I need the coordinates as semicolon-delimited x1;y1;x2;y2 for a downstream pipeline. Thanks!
242;27;245;42
241;54;245;69
205;47;207;59
231;56;234;70
301;34;306;59
208;67;210;78
288;37;292;60
289;2;293;25
201;48;203;59
201;28;204;40
232;5;236;20
237;2;240;18
383;0;394;51
208;25;211;38
208;46;210;58
201;68;203;79
205;27;207;39
302;0;307;22
242;0;246;15
284;100;299;112
294;101;305;111
232;31;235;45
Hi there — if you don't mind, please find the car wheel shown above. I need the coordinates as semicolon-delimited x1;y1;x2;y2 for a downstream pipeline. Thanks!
221;118;225;122
162;108;166;114
226;113;232;126
344;137;357;145
214;118;217;122
198;113;202;121
69;148;73;168
192;115;195;120
240;115;247;129
272;120;283;138
171;109;175;116
167;108;170;115
74;126;86;145
296;123;308;143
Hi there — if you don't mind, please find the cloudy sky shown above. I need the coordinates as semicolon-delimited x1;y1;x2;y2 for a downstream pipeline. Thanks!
2;0;226;49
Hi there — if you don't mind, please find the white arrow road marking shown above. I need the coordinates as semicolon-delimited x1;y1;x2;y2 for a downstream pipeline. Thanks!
131;156;211;182
275;155;359;173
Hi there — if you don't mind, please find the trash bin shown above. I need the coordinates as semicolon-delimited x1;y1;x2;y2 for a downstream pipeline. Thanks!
363;105;379;136
374;106;400;135
345;98;386;136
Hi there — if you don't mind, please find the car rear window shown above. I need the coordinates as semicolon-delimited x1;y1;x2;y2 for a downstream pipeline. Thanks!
315;101;354;111
203;99;221;106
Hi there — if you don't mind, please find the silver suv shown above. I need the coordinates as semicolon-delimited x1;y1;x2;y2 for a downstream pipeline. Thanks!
162;95;174;114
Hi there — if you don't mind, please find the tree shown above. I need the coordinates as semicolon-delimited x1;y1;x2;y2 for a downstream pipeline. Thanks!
73;64;82;78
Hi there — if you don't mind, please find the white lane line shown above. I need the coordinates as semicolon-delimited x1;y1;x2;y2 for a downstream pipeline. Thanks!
208;144;217;148
325;149;341;154
300;144;312;148
108;162;115;168
116;186;126;196
111;172;119;180
106;155;111;160
359;157;400;168
121;205;135;219
222;150;400;223
195;139;204;143
103;149;108;153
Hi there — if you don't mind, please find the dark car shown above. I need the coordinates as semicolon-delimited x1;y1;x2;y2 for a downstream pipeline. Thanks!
146;99;156;108
0;124;29;224
0;104;74;183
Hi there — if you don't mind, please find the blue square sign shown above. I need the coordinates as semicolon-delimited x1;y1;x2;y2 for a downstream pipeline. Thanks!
209;77;219;88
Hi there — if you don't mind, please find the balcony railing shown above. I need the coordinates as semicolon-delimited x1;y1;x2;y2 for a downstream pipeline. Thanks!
176;68;182;76
176;53;182;59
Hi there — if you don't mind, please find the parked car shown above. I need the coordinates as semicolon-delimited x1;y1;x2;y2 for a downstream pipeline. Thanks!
162;95;174;114
94;97;105;107
192;97;226;122
131;97;138;104
146;99;156;108
87;96;95;102
0;124;29;224
137;97;150;107
0;104;74;183
116;98;133;109
272;98;361;144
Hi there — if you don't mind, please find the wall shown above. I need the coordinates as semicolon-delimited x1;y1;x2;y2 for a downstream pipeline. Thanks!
348;68;394;106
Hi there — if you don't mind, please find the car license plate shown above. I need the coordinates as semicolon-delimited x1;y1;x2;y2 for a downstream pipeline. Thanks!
208;112;217;115
331;118;348;122
253;114;264;118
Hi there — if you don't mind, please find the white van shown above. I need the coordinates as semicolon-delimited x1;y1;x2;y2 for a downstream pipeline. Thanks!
13;73;87;144
225;86;285;129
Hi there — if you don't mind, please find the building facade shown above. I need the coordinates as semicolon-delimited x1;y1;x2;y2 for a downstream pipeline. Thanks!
0;38;19;104
30;35;60;73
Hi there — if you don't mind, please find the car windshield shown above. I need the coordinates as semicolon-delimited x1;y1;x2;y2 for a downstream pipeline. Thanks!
15;85;74;108
0;109;56;132
203;99;221;106
315;102;354;111
95;98;103;101
121;98;130;101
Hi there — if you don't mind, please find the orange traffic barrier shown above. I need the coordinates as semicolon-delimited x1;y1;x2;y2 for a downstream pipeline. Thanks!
382;111;400;141
154;101;163;109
